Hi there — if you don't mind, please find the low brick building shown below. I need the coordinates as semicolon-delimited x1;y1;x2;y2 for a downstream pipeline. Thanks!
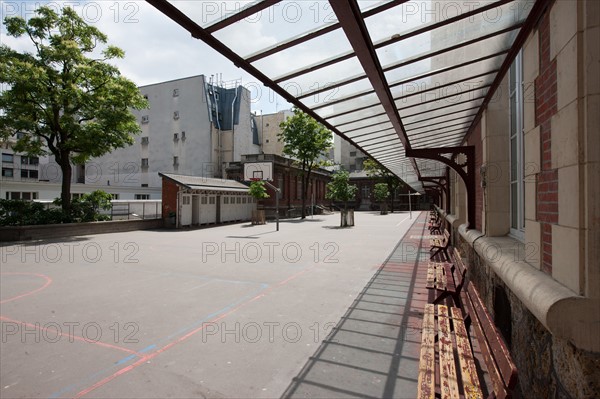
226;154;332;217
159;173;253;228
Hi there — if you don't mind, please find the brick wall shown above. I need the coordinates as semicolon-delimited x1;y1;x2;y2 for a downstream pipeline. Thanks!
534;11;559;274
161;178;179;218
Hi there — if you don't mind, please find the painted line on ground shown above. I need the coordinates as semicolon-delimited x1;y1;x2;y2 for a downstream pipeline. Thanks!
0;315;141;356
73;265;319;398
0;272;52;304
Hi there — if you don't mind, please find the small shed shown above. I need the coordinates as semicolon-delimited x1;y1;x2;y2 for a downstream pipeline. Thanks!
159;173;254;228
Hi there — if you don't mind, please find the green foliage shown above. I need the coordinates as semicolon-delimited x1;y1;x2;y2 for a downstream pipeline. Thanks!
373;183;390;202
279;107;332;218
363;158;405;212
0;199;69;226
0;190;113;226
248;180;270;200
0;6;148;210
326;170;358;204
278;108;332;169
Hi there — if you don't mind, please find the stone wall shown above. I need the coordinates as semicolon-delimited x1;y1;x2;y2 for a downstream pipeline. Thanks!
0;219;163;242
455;231;600;399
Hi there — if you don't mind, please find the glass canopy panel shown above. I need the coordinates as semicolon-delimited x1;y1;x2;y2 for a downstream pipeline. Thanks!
337;115;392;132
376;1;528;68
353;133;399;147
349;129;396;142
166;0;261;28
388;55;505;100
248;28;353;77
276;57;366;99
299;76;373;109
364;0;499;44
410;126;471;143
403;103;480;126
325;104;385;126
208;1;341;57
408;117;473;134
405;111;476;131
401;97;485;122
313;92;381;119
357;0;394;12
412;134;467;149
381;31;513;88
394;77;494;110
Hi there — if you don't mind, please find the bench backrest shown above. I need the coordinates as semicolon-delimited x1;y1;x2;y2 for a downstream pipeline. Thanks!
442;229;450;245
452;247;467;290
464;285;518;398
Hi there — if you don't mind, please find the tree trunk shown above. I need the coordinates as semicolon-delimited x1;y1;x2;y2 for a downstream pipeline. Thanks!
59;157;72;213
301;172;310;219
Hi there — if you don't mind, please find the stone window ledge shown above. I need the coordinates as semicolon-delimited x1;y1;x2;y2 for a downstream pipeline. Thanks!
435;207;599;351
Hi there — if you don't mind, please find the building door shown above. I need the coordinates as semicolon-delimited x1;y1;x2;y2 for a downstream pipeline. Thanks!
192;195;200;225
180;194;192;226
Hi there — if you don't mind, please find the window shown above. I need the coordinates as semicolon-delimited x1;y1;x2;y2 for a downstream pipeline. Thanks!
509;51;525;238
242;197;247;204
15;132;26;140
209;197;216;205
21;169;38;179
173;133;179;141
173;88;179;97
236;197;241;204
111;194;119;200
181;131;186;140
135;194;150;200
173;156;179;166
349;151;357;157
297;180;302;200
201;197;207;205
2;168;13;177
224;196;229;204
72;193;84;200
6;192;38;200
141;184;149;187
141;158;149;167
173;111;179;120
141;115;149;124
2;153;14;163
141;137;149;144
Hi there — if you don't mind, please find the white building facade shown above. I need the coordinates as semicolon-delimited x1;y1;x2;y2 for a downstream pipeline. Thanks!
0;75;260;201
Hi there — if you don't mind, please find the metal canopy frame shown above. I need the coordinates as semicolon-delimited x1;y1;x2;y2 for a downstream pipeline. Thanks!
147;0;550;228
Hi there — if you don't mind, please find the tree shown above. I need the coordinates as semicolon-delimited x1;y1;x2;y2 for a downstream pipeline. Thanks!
248;180;270;225
373;183;390;215
326;170;358;227
278;108;331;219
363;158;404;213
0;6;148;214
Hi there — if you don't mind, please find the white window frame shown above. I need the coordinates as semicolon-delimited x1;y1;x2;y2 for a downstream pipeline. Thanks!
509;51;525;240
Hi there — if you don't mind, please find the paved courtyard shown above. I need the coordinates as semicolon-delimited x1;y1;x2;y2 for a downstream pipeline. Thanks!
1;211;424;398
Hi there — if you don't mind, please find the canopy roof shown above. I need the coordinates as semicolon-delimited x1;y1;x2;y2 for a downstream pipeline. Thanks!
148;0;546;192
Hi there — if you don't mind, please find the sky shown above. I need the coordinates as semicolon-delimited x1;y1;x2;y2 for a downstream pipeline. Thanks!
0;0;293;115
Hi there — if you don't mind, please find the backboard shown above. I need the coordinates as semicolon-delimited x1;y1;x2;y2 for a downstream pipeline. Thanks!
243;162;273;182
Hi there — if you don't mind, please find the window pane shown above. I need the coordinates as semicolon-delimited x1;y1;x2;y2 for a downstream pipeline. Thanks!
510;136;517;181
511;182;518;229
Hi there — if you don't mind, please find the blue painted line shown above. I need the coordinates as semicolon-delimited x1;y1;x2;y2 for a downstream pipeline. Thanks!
114;354;136;366
50;283;269;398
140;344;156;353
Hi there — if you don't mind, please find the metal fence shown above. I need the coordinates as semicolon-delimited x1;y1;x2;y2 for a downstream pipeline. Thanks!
102;200;162;220
33;199;162;220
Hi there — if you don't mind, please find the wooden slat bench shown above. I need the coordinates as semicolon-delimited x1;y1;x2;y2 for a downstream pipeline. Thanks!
460;284;518;398
418;304;482;399
429;229;451;261
417;285;518;398
426;248;468;306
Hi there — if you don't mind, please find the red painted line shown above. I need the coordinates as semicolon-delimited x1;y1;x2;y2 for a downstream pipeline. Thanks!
74;265;319;398
0;316;142;357
0;272;52;304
